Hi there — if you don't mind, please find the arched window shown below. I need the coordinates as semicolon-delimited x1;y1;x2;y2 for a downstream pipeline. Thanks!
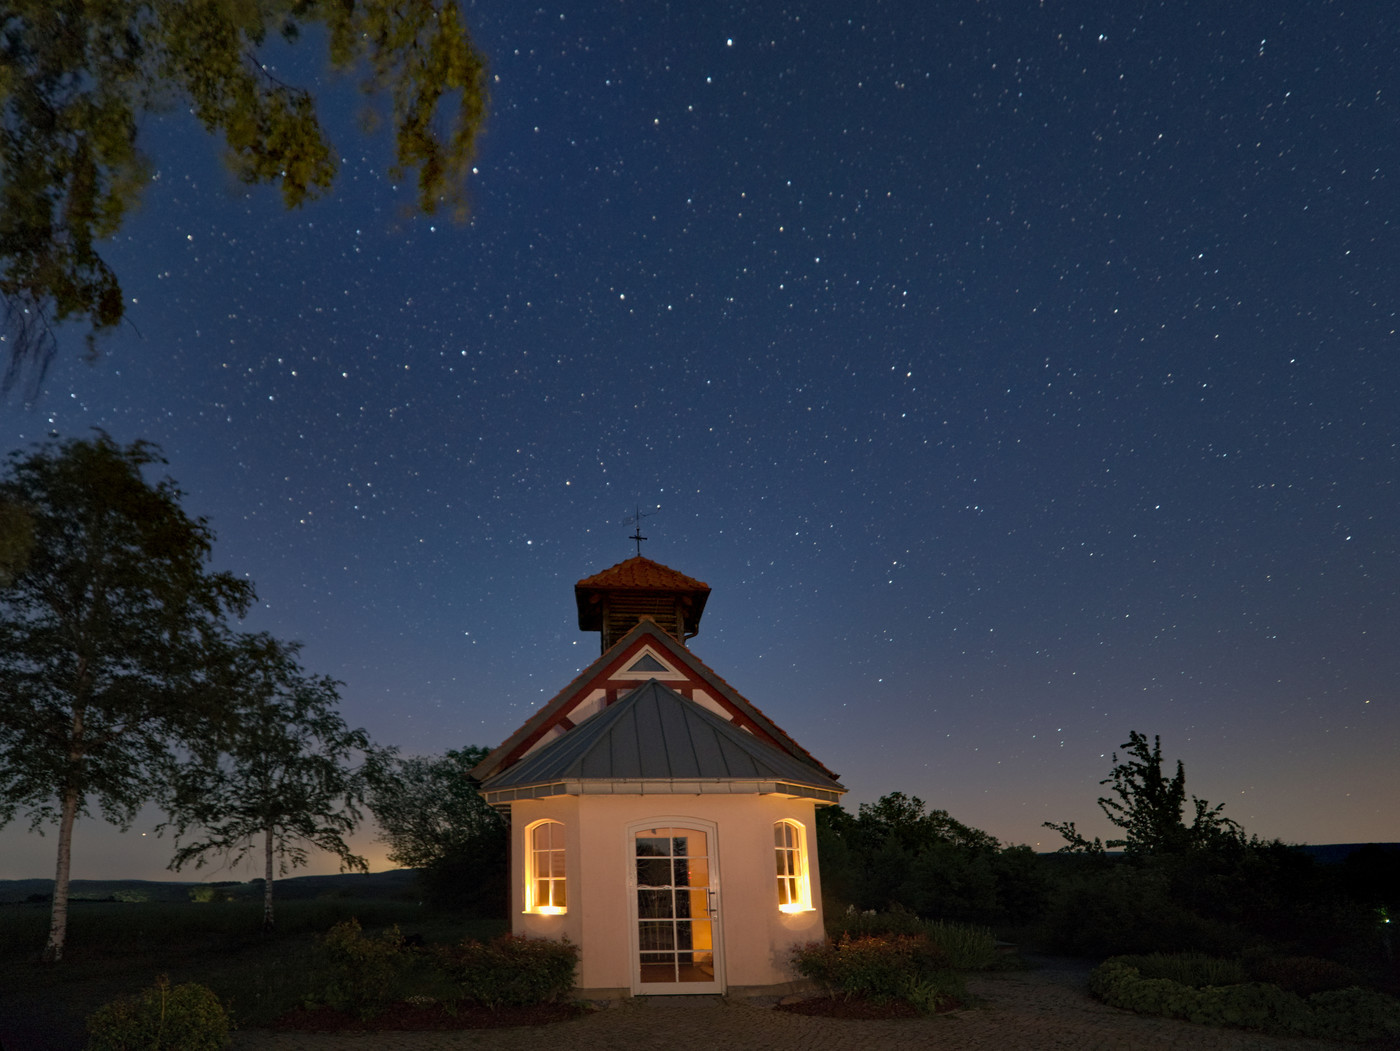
526;820;566;914
774;820;812;912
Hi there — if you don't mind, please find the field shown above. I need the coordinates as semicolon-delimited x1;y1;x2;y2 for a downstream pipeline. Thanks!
0;876;504;1051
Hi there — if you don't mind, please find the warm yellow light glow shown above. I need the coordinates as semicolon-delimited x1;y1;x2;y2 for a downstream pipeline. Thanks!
779;903;809;914
536;905;566;916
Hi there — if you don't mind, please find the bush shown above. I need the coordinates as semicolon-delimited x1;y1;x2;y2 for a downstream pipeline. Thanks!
1244;952;1361;996
1090;957;1400;1042
1110;952;1246;988
923;919;1000;972
318;918;407;1019
86;976;230;1051
791;934;964;1011
828;905;930;940
827;909;1001;972
1039;860;1243;958
1307;986;1400;1043
434;934;579;1008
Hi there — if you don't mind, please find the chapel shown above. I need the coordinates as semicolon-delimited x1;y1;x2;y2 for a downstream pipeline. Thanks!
471;554;845;996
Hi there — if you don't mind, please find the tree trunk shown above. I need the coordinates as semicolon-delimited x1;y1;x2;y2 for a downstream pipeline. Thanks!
262;825;275;934
43;782;81;963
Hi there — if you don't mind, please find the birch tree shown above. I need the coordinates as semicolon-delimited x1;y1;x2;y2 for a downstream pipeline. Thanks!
0;434;253;961
160;633;384;932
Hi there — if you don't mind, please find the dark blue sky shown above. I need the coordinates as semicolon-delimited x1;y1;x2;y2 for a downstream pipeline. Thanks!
3;0;1396;879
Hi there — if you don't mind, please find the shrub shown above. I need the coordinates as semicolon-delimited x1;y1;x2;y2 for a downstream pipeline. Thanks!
434;934;579;1008
85;976;230;1051
1243;952;1360;996
318;918;407;1019
827;909;1000;972
792;934;963;1011
1039;860;1243;957
901;969;968;1014
923;919;999;972
1307;986;1400;1043
828;905;929;940
1110;952;1246;988
1090;957;1400;1042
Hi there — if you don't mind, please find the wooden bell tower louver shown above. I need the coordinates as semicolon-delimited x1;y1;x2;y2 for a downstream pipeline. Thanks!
575;556;711;654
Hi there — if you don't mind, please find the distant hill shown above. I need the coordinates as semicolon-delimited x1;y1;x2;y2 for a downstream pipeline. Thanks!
1033;843;1399;862
1296;842;1400;866
0;868;421;904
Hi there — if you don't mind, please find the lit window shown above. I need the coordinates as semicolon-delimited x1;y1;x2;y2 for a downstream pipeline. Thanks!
774;820;812;912
526;820;566;914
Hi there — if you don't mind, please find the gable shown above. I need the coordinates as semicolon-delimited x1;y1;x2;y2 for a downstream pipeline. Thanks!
479;679;844;805
470;619;839;786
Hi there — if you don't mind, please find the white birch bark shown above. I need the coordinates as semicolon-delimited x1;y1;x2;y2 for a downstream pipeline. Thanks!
43;783;80;963
263;824;275;933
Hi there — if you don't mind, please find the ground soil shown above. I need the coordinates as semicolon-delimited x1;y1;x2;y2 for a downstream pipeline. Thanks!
271;1000;589;1031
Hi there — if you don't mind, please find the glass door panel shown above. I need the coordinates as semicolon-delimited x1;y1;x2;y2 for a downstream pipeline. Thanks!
632;826;720;991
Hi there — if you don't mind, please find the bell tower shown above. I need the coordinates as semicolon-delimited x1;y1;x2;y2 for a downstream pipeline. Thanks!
574;556;711;654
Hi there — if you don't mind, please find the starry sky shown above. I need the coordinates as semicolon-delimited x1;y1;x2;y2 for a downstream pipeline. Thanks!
2;0;1397;882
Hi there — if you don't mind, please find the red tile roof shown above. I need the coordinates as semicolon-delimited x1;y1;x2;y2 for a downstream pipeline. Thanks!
575;556;710;593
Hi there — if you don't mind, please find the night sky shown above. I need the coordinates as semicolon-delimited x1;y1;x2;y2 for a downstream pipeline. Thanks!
3;0;1396;882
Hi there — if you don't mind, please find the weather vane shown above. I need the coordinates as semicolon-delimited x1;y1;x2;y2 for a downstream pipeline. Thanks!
624;505;656;556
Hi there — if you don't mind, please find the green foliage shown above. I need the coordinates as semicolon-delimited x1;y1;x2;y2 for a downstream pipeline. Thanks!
369;744;508;914
369;745;502;869
827;909;1001;972
318;918;407;1019
0;494;34;584
901;969;968;1014
921;919;1001;972
1045;732;1243;856
1;0;488;387
1038;858;1244;958
85;976;230;1051
1306;987;1400;1043
815;795;1046;926
158;633;386;932
789;934;963;1013
1243;952;1361;996
0;434;254;961
1110;952;1247;988
1090;957;1400;1042
434;934;579;1008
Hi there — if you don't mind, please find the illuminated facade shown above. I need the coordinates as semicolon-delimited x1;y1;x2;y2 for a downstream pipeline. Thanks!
473;556;845;996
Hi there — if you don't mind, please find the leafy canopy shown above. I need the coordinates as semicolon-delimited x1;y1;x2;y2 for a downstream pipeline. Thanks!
159;632;385;929
0;432;253;959
1;0;488;389
369;745;501;870
0;432;253;831
1045;731;1244;855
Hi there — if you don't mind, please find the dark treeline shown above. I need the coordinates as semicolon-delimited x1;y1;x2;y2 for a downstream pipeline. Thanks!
808;737;1398;991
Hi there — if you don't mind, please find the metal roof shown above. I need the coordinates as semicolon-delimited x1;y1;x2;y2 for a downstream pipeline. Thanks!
478;679;844;804
468;619;841;785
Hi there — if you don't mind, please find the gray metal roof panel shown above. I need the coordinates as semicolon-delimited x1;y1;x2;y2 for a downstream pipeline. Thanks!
481;679;842;793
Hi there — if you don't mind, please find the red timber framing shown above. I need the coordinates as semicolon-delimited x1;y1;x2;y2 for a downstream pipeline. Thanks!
470;619;838;786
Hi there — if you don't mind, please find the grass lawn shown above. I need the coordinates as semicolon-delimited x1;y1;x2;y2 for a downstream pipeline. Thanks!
0;899;506;1050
